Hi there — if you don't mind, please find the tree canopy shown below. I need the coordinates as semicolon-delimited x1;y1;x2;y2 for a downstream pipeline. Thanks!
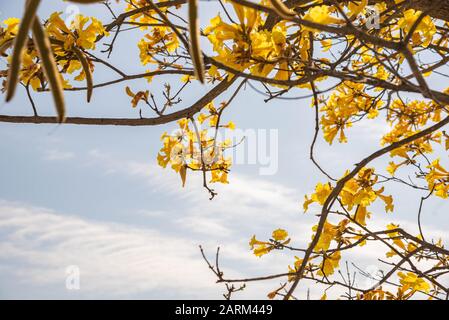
2;0;449;300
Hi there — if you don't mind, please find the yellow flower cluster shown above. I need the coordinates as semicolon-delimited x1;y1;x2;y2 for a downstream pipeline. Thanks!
398;272;431;293
157;102;233;186
320;82;383;144
304;168;393;225
205;3;308;84
303;182;332;212
46;13;108;51
303;5;342;26
397;9;436;47
1;18;44;90
313;220;348;252
138;28;180;65
383;99;443;176
0;13;107;93
312;220;348;276
128;0;180;74
0;18;19;48
317;251;341;277
426;159;449;199
47;13;107;86
249;228;290;257
358;285;421;300
126;0;182;28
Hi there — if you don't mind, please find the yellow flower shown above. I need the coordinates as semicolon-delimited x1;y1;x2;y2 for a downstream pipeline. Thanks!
46;13;108;51
318;251;341;276
181;74;194;83
205;6;296;85
272;228;288;241
313;221;339;252
197;113;208;124
249;235;272;257
435;183;449;199
225;121;236;130
0;17;20;47
303;182;332;212
157;108;234;188
210;169;229;184
304;5;343;26
348;0;368;18
386;223;406;251
354;206;370;226
138;27;179;66
320;82;382;145
387;161;401;175
398;10;436;47
398;272;430;293
425;158;449;198
378;194;394;212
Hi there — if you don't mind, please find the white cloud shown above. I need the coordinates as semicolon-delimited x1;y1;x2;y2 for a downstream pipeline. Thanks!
352;119;391;140
0;147;317;299
0;201;239;298
85;148;309;237
2;147;448;299
43;149;75;161
81;149;449;286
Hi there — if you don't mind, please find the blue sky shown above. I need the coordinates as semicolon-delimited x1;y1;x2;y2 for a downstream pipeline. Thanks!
0;1;448;299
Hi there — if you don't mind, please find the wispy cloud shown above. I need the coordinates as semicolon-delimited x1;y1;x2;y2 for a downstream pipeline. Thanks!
0;201;243;298
42;149;75;161
85;149;310;240
0;147;316;299
2;148;448;299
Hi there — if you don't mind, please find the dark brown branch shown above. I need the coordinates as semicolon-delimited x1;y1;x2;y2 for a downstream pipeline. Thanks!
0;77;236;126
285;113;449;299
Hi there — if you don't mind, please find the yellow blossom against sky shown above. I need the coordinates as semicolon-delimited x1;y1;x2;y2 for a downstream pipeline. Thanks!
1;0;449;300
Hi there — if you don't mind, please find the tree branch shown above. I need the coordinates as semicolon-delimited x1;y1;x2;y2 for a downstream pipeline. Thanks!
0;77;236;126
